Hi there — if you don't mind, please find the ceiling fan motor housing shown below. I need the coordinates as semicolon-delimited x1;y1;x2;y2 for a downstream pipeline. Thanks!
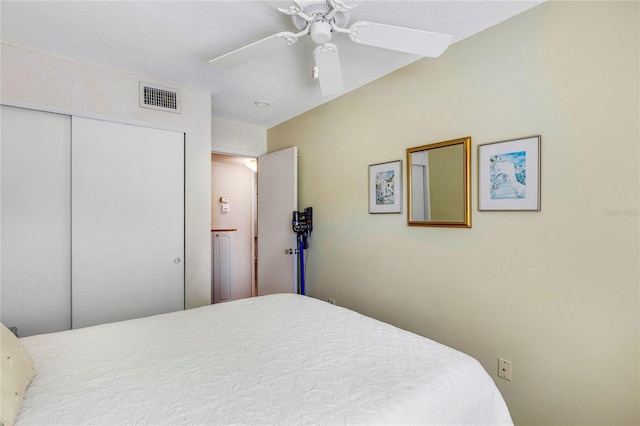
290;0;350;30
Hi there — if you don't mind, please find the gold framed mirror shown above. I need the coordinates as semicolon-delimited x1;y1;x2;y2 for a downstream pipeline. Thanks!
407;137;471;228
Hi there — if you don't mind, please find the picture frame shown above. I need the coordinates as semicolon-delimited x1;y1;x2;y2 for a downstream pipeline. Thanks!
478;135;541;211
369;160;402;214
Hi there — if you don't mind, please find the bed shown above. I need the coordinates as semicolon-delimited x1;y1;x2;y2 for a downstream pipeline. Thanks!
4;294;512;425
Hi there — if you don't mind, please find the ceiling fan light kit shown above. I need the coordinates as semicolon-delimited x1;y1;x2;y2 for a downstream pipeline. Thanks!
310;20;333;44
209;0;452;96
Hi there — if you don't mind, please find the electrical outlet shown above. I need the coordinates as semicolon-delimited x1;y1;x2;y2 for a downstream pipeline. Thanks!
327;298;336;305
498;358;512;381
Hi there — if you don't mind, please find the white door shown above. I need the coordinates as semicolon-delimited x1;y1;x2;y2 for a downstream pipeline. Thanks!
257;147;298;295
0;106;71;336
71;117;184;328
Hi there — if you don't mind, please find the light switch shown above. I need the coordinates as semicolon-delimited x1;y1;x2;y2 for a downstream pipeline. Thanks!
220;204;230;213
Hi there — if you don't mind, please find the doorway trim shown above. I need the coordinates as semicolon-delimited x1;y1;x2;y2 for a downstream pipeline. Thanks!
211;150;259;299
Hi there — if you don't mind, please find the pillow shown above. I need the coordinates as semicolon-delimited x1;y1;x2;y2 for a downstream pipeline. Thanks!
1;323;36;426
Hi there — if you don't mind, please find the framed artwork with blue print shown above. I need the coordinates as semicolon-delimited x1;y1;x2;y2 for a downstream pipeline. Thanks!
369;160;402;214
478;135;541;211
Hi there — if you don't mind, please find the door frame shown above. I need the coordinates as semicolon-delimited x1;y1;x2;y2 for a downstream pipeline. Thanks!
210;149;261;299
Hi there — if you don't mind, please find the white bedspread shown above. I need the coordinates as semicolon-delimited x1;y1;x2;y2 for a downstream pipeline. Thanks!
18;294;512;425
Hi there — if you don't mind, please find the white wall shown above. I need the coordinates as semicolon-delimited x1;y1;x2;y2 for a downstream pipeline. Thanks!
268;2;639;425
212;117;266;156
1;44;213;308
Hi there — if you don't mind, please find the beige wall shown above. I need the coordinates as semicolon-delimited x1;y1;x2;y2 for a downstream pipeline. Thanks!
1;44;213;308
268;2;639;425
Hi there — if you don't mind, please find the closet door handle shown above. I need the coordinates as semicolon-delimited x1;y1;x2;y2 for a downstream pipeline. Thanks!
174;258;182;264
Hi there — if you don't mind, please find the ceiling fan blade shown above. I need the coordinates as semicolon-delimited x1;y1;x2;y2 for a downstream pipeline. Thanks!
209;32;299;69
313;43;344;96
348;21;452;57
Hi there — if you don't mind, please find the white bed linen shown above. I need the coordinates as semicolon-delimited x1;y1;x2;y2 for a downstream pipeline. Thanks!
17;294;512;425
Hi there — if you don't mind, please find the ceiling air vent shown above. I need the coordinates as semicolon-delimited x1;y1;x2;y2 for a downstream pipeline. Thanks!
139;82;181;113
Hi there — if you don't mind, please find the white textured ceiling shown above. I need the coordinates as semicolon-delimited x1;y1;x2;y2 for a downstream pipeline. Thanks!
0;0;543;128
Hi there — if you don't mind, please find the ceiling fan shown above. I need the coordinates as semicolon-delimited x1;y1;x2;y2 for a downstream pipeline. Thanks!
209;0;453;96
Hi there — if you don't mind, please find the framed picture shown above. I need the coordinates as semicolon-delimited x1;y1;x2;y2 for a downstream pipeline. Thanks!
478;135;541;211
369;160;402;214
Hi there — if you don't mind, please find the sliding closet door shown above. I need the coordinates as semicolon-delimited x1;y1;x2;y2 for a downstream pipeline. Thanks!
0;106;71;336
71;117;184;329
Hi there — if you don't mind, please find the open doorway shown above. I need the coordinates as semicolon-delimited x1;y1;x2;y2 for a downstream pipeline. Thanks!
210;154;257;303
